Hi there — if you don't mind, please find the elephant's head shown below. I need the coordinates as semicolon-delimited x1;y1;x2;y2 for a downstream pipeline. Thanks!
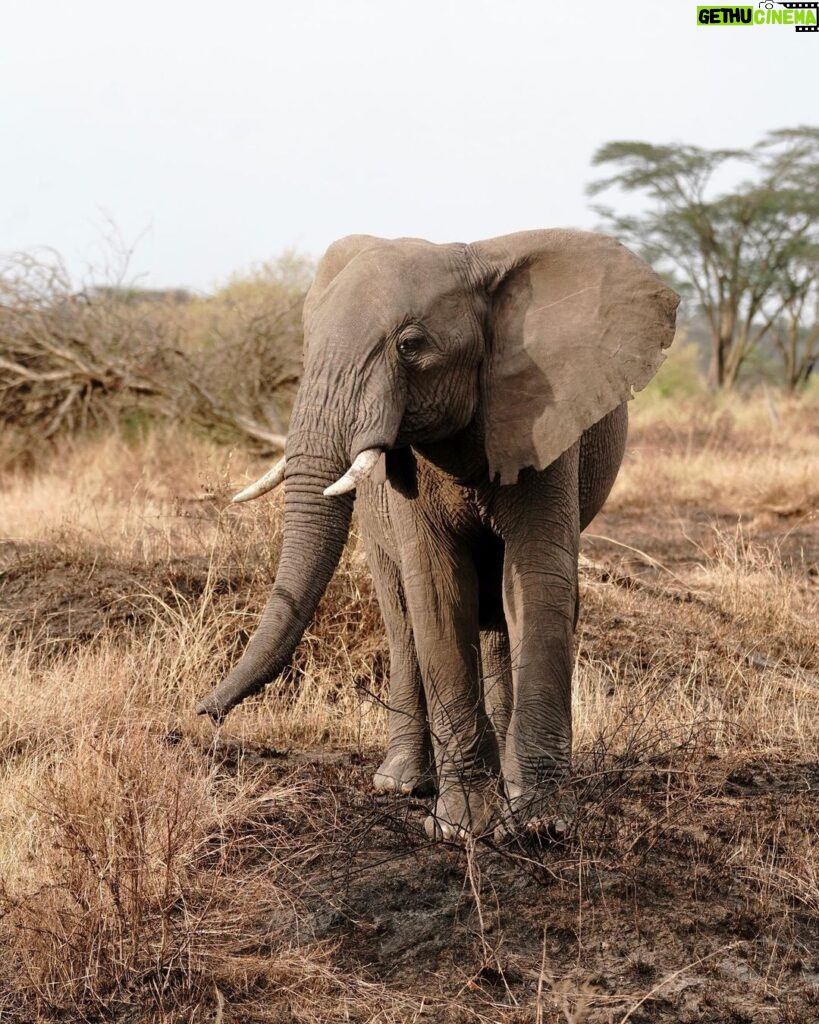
196;230;678;720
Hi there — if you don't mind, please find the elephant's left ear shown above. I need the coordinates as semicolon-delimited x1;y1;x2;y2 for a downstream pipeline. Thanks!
471;230;679;485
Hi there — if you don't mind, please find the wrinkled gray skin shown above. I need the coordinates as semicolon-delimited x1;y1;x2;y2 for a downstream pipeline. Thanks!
197;230;679;841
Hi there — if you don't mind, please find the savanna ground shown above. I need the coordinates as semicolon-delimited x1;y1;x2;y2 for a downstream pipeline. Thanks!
0;373;817;1022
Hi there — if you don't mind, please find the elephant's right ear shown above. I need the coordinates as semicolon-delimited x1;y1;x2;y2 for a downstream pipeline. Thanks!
472;230;679;485
303;235;383;333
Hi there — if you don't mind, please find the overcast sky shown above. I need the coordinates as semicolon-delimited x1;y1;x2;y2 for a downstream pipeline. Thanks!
1;0;816;290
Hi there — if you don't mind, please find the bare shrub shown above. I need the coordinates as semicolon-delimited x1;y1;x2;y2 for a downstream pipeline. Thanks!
2;732;211;1014
0;250;310;471
0;727;417;1022
180;254;310;439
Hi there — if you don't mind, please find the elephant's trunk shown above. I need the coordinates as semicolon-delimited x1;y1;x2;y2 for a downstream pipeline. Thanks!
196;444;354;721
196;344;404;722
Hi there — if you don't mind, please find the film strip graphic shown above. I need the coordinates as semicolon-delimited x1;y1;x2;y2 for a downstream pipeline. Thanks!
776;2;819;31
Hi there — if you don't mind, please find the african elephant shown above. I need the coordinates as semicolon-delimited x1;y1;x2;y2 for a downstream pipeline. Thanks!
196;230;678;840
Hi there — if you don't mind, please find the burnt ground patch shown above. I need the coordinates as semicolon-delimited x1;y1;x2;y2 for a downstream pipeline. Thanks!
197;742;819;1023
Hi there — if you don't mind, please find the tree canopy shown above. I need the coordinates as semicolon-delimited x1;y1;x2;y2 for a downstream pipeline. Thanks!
588;127;819;389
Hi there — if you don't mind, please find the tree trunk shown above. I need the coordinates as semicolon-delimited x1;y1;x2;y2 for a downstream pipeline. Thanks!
708;332;727;390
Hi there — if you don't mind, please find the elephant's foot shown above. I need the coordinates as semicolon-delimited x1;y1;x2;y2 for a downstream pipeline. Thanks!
424;776;496;842
373;747;435;796
495;776;576;845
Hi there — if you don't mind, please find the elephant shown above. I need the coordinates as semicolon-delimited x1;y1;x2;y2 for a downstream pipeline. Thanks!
196;230;678;841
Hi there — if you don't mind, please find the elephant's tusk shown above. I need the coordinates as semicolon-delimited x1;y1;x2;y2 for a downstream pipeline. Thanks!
232;457;286;503
323;448;382;497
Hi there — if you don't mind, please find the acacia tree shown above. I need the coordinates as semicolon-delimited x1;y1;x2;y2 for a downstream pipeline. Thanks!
757;129;819;391
588;127;819;389
768;254;819;391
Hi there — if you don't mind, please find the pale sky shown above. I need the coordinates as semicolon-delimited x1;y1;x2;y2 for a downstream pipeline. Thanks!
1;0;816;290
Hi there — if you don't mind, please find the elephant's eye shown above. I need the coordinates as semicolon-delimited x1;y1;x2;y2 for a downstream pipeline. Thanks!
396;332;425;360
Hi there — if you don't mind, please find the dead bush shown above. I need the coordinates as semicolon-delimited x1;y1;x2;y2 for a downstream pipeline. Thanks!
0;250;309;471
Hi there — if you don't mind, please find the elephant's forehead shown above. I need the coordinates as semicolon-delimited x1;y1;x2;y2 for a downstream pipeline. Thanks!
354;245;455;292
321;244;461;320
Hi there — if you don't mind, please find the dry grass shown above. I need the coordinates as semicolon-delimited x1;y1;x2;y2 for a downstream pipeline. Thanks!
0;391;817;1022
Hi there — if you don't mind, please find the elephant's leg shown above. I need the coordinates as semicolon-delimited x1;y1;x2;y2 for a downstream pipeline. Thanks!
492;448;581;835
418;565;497;841
366;543;434;796
480;625;512;762
392;516;497;840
